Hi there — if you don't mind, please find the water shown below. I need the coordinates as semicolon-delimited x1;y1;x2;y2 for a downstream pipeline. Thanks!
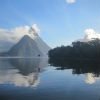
0;58;100;100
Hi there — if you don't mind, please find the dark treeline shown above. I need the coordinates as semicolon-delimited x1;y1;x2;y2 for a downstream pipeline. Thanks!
49;39;100;59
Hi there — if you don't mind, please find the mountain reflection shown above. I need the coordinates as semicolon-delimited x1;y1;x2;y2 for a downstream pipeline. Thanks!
0;58;48;87
49;58;100;77
9;58;47;75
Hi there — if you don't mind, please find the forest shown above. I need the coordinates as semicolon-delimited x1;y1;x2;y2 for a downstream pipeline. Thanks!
49;39;100;59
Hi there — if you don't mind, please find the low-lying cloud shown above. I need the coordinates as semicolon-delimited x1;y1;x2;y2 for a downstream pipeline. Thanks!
0;25;100;53
0;24;40;52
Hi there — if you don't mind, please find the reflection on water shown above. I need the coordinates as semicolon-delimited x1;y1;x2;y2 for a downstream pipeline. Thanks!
49;58;100;85
85;73;97;84
49;58;100;77
0;58;48;87
0;58;100;100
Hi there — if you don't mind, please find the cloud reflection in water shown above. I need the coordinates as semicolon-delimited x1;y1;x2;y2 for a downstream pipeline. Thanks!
0;58;48;87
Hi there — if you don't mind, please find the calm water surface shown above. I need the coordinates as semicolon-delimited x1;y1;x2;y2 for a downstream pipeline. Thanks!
0;58;100;100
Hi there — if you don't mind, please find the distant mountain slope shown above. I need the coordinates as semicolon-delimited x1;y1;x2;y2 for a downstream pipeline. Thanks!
28;26;50;56
8;35;44;57
34;36;50;55
0;25;51;57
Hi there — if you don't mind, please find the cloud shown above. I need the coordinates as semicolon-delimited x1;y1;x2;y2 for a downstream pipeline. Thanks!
78;29;100;42
0;24;40;52
66;0;76;3
84;29;100;40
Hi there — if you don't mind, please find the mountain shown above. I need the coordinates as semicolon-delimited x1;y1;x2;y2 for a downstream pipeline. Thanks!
28;27;50;56
8;35;50;57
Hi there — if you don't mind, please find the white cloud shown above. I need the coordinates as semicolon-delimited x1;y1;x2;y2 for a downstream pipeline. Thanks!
0;24;40;52
66;0;76;3
32;24;40;34
78;29;100;42
84;29;100;40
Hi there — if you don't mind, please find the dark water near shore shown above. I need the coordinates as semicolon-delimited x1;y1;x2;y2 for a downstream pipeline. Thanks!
0;58;100;100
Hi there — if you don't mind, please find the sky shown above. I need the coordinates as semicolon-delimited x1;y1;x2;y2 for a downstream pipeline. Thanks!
0;0;100;49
